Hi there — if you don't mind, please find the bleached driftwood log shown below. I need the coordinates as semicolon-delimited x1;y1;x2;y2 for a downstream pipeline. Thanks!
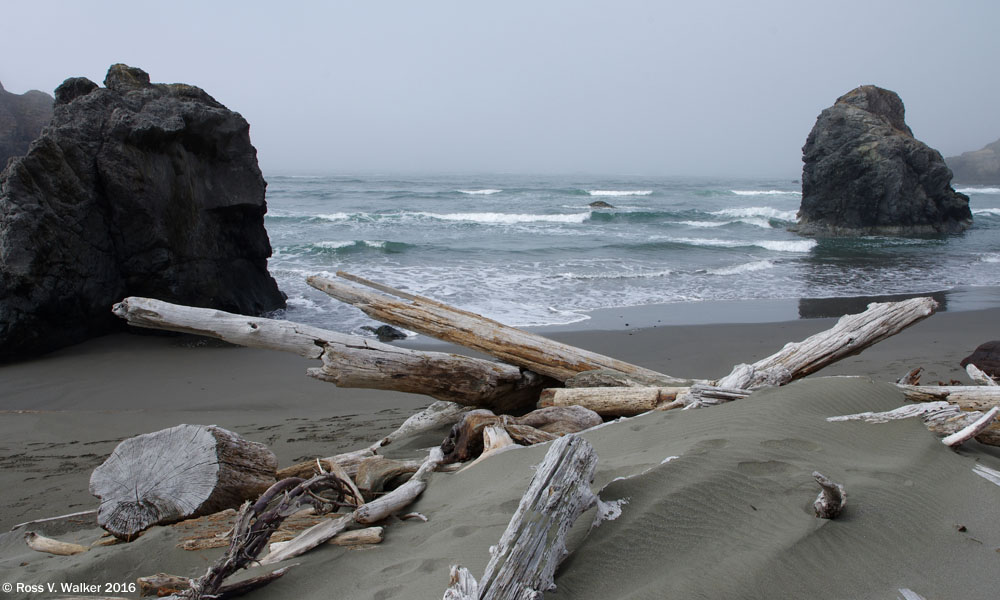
267;526;384;554
966;363;999;386
828;401;1000;446
355;456;422;501
113;297;545;413
459;426;519;472
23;531;89;556
538;386;688;416
941;407;999;447
443;435;599;600
715;297;938;390
355;447;444;524
308;272;686;385
897;385;1000;411
276;447;377;481
90;424;277;540
812;472;846;519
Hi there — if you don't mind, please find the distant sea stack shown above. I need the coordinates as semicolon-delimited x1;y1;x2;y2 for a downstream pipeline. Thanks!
0;64;285;360
0;81;53;169
946;138;1000;184
794;85;972;235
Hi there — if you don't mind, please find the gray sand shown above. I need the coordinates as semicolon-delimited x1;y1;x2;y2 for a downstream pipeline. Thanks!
1;305;999;598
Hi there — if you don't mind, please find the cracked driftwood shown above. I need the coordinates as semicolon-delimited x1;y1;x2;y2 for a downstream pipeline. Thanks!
113;297;545;413
535;298;939;415
307;272;687;386
444;435;599;600
89;424;278;540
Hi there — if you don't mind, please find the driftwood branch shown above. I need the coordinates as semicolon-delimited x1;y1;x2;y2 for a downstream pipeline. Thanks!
896;385;1000;411
828;401;1000;446
941;407;999;447
114;297;545;412
307;272;685;385
24;531;89;556
966;363;999;386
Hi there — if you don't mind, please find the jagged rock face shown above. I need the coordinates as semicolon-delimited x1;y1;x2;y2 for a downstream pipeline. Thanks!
796;85;972;235
0;81;54;169
0;64;285;360
947;138;1000;184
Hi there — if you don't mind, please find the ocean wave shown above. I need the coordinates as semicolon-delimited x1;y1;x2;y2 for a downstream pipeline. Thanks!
710;206;799;221
980;253;1000;263
707;260;776;276
957;187;1000;194
673;218;773;229
457;189;502;195
298;240;410;255
730;190;802;196
973;208;1000;216
587;190;653;197
665;237;816;252
415;211;591;224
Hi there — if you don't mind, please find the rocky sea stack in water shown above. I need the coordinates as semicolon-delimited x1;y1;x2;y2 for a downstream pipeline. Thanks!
0;64;285;360
795;85;972;235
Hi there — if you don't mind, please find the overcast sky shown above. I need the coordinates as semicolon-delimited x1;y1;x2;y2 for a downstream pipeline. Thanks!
3;1;998;178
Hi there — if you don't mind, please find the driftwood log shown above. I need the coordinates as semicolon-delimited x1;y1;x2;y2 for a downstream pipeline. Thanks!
444;435;599;600
90;424;277;540
307;272;686;385
113;297;545;413
441;406;601;464
812;472;847;519
23;531;89;556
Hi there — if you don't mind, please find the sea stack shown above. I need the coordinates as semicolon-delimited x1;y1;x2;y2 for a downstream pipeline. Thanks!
0;81;53;169
795;85;972;235
0;64;285;360
946;138;1000;184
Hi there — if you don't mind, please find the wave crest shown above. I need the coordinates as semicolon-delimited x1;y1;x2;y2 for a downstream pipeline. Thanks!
587;190;653;197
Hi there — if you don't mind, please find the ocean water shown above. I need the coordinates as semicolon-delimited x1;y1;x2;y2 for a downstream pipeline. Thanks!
263;174;1000;334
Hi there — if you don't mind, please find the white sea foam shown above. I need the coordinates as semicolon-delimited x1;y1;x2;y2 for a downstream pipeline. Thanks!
315;240;356;249
363;240;387;248
755;239;817;252
587;190;653;197
730;190;802;196
316;212;353;221
956;187;1000;194
980;253;1000;263
709;260;776;276
457;189;502;195
674;220;727;228
973;208;1000;216
558;268;672;281
710;207;798;221
667;237;815;252
415;211;591;224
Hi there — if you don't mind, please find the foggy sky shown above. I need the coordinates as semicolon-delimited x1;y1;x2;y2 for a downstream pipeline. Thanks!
3;1;998;178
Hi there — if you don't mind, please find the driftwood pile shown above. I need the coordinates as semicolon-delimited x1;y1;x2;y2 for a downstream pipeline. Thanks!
18;272;1000;599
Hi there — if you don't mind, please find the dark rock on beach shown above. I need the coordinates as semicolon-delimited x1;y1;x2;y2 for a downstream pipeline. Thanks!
0;64;285;360
960;341;1000;378
361;324;408;342
795;85;972;235
946;138;1000;184
0;81;53;170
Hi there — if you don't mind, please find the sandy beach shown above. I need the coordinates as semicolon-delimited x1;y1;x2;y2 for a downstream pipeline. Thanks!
1;297;999;599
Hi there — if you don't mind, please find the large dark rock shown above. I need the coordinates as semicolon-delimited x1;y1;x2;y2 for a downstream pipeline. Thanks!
946;138;1000;184
0;64;285;360
0;81;53;170
960;341;1000;378
795;85;972;235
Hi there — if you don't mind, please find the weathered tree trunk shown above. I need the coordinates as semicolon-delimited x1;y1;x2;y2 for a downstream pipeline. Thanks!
715;297;938;390
812;472;846;519
355;456;422;501
307;272;685;385
90;425;277;540
443;435;599;600
354;447;445;525
538;386;688;416
898;385;1000;411
113;297;546;413
23;531;89;556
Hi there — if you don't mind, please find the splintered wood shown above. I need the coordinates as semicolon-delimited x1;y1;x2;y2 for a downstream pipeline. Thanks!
444;435;600;600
